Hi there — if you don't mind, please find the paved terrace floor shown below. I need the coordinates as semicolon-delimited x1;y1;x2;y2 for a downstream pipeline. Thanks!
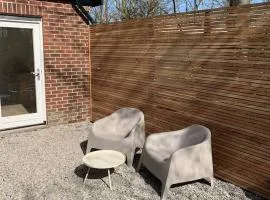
0;123;266;200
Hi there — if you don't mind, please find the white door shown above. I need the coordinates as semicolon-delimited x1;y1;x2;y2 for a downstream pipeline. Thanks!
0;16;46;130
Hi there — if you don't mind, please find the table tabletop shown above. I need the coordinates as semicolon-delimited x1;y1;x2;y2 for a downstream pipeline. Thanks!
83;150;125;169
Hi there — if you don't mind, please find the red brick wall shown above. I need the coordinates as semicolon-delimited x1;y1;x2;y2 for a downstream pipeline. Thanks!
0;0;91;124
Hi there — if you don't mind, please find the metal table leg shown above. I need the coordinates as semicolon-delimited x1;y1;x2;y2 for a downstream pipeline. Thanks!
84;167;90;184
108;168;112;190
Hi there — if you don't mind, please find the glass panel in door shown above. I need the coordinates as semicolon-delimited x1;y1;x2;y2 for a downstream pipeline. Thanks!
0;27;37;117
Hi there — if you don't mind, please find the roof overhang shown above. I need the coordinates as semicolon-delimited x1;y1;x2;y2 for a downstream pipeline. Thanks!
76;0;103;7
72;0;103;25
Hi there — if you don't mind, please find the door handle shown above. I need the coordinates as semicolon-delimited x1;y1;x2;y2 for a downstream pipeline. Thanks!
30;69;40;80
31;72;39;76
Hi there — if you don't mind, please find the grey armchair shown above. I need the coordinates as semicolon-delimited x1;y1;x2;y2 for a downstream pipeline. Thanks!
137;125;214;200
86;108;145;167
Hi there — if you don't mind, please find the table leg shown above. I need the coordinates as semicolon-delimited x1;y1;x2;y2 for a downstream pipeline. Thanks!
84;167;90;184
108;168;112;190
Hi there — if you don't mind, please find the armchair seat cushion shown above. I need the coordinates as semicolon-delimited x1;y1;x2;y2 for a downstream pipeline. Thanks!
145;143;173;163
146;148;171;163
145;130;187;163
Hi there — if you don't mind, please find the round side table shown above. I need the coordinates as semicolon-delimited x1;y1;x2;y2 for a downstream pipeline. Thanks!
82;150;126;190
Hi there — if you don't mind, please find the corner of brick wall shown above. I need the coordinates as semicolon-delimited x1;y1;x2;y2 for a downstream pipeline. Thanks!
0;0;91;125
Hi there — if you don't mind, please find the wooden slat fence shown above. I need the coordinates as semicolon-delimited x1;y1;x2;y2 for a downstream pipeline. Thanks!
90;3;270;198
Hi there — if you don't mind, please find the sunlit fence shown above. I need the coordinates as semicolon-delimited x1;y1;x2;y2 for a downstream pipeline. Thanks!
90;3;270;198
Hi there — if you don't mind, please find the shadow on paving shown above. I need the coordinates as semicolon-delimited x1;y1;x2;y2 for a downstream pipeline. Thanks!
244;189;268;200
80;140;88;155
74;164;115;180
79;139;213;197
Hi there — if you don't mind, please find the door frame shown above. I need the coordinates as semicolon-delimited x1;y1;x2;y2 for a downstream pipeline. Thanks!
0;16;46;130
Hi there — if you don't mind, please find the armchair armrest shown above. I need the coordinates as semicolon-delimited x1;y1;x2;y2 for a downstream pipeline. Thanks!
125;115;145;148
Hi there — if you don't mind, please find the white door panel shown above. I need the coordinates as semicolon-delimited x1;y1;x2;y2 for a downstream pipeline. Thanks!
0;16;46;130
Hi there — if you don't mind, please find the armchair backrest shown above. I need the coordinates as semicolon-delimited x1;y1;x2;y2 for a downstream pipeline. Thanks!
93;108;142;138
178;125;210;149
113;108;142;136
146;125;210;154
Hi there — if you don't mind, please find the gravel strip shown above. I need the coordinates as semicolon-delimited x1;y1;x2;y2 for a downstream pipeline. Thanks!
0;123;266;200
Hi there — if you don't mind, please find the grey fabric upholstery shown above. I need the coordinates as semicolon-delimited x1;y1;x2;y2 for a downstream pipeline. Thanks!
86;108;145;167
137;125;214;200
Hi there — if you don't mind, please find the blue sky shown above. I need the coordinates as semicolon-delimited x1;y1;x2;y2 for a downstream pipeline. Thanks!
90;0;268;22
